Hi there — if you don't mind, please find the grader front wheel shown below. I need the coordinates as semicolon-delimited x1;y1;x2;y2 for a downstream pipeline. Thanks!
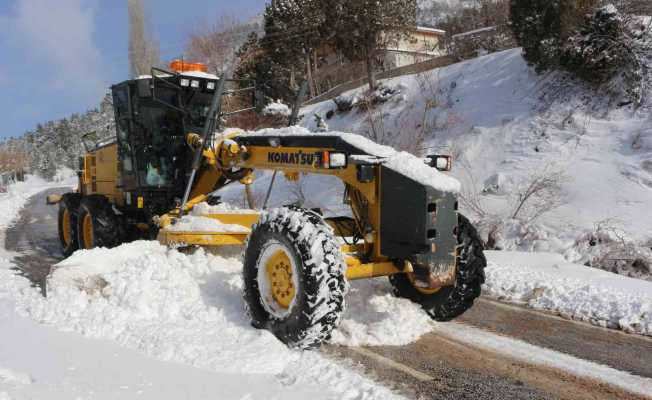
243;207;347;349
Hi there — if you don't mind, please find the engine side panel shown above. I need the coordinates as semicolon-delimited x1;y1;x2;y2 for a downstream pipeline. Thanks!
81;143;123;206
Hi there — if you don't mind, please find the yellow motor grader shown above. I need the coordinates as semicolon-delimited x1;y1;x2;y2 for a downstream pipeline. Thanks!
48;61;486;349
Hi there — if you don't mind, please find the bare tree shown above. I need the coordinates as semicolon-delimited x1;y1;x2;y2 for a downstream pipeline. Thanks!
510;167;568;222
578;219;652;280
0;149;29;173
128;0;160;77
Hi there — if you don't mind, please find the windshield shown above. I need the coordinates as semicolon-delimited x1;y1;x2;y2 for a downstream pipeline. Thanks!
182;90;214;131
136;105;184;187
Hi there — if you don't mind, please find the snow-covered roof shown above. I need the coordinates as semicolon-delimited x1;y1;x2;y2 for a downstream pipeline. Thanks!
416;26;446;35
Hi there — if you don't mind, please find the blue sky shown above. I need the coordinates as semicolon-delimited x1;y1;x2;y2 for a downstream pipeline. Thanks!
0;0;266;139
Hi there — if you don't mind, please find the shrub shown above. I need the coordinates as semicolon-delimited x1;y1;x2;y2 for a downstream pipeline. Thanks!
561;6;627;81
509;0;600;71
509;0;563;70
560;5;648;103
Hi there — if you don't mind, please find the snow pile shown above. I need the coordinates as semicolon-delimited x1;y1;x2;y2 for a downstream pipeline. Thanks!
483;251;652;336
0;178;403;399
13;241;404;399
263;100;291;117
244;126;461;193
331;279;432;347
38;240;433;348
191;201;258;215
168;215;250;233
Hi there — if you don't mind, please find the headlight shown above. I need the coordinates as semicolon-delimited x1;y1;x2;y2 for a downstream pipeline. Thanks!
190;80;200;88
427;155;452;171
180;78;190;87
206;81;216;90
329;153;347;168
321;152;346;169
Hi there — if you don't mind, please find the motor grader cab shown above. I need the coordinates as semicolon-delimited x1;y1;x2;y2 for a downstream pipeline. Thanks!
49;61;486;349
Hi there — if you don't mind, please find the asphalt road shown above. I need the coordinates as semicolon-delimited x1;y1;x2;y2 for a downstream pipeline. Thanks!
6;189;652;400
5;188;66;292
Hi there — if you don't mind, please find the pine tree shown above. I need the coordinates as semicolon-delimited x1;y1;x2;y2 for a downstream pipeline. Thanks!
234;32;295;103
509;0;599;71
327;0;417;91
262;0;326;97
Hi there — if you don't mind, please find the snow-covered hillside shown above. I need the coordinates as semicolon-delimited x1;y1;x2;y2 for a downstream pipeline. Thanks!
299;48;652;279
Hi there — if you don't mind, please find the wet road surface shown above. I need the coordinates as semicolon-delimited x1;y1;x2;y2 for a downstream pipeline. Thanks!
5;188;67;292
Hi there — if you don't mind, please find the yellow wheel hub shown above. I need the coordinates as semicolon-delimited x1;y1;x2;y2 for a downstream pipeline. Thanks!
62;208;72;246
407;273;442;295
82;213;94;249
265;249;296;309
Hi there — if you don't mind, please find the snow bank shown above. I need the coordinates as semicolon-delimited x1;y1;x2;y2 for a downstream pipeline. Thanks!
38;240;652;352
39;239;431;346
15;242;402;399
483;251;652;336
331;279;432;347
244;126;461;193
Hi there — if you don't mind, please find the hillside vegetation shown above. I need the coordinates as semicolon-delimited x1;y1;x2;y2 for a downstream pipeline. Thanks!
299;47;652;279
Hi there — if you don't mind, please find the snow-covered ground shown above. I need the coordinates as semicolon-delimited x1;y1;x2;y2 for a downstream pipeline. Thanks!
484;251;652;336
0;179;403;399
299;48;652;279
1;176;651;397
2;47;652;398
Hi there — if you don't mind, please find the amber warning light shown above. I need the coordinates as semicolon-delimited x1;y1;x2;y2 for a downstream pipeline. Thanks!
169;60;208;73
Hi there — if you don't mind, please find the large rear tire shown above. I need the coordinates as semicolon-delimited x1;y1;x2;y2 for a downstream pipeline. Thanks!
77;195;123;250
242;207;347;349
58;193;81;257
389;214;486;321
